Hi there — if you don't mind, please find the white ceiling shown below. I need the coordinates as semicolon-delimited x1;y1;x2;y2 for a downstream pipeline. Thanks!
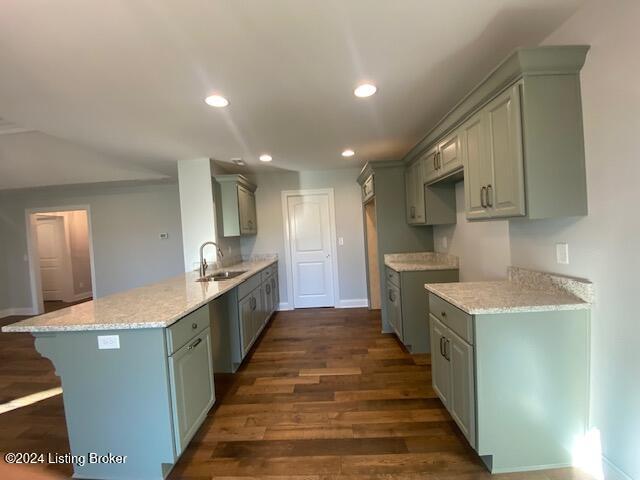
0;0;584;187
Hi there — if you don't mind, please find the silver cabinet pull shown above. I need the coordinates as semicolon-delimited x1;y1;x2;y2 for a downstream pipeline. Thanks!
437;151;441;169
444;338;451;361
266;284;271;294
480;186;487;208
433;154;437;170
410;206;415;219
439;336;445;357
192;323;198;330
188;337;202;350
486;184;493;207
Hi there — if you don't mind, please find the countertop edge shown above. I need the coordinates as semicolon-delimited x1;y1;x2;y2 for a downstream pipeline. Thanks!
2;259;278;333
425;284;591;315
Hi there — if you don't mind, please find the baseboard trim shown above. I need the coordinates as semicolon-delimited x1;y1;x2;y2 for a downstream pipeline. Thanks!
337;298;369;309
603;456;632;480
0;307;37;319
277;302;293;311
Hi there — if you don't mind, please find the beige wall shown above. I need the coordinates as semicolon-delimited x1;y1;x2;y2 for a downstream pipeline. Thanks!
436;2;639;477
240;169;367;307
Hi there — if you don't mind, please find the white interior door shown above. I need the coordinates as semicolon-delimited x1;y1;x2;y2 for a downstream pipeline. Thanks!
36;217;67;301
287;193;335;308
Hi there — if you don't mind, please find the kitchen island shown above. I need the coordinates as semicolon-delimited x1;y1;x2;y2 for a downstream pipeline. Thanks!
2;257;278;480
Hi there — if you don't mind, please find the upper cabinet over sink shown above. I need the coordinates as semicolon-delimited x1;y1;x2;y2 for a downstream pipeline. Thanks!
403;45;590;222
214;174;258;237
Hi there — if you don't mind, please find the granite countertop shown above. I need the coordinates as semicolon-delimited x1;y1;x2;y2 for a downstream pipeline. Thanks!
384;252;459;272
425;266;593;314
2;257;278;333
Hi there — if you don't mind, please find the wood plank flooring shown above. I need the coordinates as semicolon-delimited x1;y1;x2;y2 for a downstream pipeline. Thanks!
0;308;594;479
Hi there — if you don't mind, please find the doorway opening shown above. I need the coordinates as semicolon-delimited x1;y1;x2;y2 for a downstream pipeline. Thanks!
26;207;96;315
364;198;381;310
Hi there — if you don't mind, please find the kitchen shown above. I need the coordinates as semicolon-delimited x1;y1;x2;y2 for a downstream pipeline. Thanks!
0;1;638;480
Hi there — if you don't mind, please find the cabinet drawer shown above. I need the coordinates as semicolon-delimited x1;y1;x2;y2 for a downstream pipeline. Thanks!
238;272;262;300
386;267;400;287
261;263;277;282
167;305;209;355
428;293;473;344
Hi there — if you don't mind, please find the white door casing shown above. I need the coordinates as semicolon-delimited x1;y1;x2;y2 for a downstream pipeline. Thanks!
282;189;340;309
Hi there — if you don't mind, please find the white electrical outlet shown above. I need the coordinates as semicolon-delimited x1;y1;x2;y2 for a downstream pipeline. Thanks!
338;237;344;246
97;335;120;350
556;243;569;265
159;232;169;240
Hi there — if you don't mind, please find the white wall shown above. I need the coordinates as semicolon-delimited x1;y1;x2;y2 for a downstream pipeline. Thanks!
177;158;217;272
240;169;367;307
433;183;511;281
437;2;639;478
0;181;184;310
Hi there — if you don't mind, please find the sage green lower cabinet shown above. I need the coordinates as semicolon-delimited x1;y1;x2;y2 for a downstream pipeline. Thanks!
168;326;215;455
212;262;279;373
32;305;216;480
427;292;589;473
385;267;459;353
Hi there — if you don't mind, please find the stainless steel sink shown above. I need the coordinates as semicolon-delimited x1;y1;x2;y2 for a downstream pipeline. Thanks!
196;270;247;282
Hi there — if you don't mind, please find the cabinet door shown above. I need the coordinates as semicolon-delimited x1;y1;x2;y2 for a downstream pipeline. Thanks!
238;186;257;234
413;158;426;223
239;294;254;356
387;283;403;340
273;274;279;309
404;164;416;224
462;111;492;220
438;130;462;177
423;146;440;183
448;331;476;448
270;277;277;315
485;84;525;218
429;314;451;407
168;328;215;455
264;281;273;318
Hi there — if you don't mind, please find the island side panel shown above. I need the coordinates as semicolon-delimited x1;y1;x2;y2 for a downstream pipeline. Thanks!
35;328;176;480
474;309;590;473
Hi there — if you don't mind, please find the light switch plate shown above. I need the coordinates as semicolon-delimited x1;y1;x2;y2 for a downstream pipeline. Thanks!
338;237;344;246
556;243;569;264
98;335;120;350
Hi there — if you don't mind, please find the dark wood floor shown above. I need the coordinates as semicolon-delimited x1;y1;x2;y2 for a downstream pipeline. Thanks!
0;308;593;479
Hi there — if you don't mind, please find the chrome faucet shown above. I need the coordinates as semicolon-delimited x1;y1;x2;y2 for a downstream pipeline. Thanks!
199;241;224;277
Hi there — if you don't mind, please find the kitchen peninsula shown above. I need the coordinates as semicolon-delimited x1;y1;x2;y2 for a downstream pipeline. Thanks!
2;257;278;480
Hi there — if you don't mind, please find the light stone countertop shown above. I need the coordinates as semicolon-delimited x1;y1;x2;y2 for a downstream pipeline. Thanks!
425;266;593;314
2;258;278;333
384;252;459;272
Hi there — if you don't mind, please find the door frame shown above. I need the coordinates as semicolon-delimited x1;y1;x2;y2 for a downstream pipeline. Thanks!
25;205;97;315
281;189;340;309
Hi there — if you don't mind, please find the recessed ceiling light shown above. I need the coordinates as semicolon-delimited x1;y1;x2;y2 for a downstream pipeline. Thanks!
342;149;355;157
354;83;377;98
204;94;229;107
259;154;272;162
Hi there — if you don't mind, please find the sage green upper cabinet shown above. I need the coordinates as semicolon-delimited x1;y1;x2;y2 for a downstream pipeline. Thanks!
437;130;463;179
462;111;492;219
214;174;257;236
422;146;439;184
402;46;590;221
463;84;525;219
